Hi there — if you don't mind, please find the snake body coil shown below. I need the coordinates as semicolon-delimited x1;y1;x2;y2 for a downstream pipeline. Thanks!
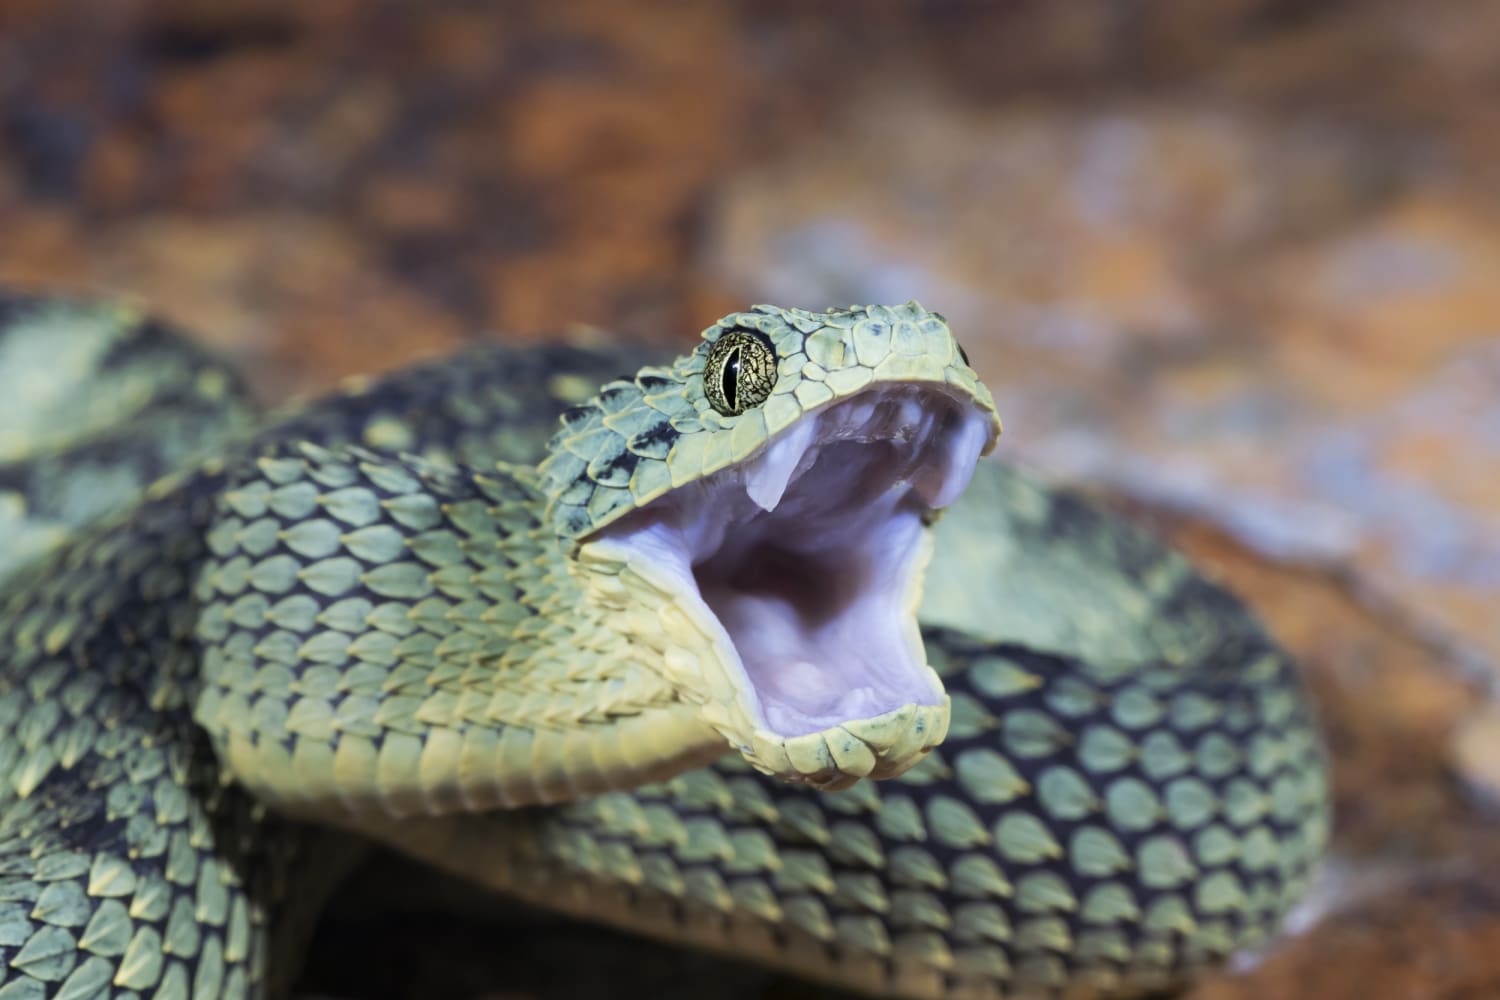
0;294;1327;999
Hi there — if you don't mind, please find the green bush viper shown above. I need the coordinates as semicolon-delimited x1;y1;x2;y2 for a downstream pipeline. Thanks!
0;293;1328;999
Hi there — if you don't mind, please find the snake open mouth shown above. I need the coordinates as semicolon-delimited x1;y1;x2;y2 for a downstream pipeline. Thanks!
586;384;994;784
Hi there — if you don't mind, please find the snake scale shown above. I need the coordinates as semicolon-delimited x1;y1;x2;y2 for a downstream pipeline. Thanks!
0;292;1328;999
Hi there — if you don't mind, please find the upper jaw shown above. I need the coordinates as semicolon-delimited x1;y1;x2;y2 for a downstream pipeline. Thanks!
580;383;995;787
741;383;995;514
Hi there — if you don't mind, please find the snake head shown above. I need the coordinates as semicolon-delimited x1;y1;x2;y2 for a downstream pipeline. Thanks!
538;303;1000;789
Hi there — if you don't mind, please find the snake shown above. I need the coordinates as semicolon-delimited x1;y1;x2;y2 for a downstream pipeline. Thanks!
0;292;1329;999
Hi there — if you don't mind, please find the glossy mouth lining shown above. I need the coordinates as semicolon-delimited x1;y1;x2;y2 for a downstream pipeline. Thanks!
596;385;992;737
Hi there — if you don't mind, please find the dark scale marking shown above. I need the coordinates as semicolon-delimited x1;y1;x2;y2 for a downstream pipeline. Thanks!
598;448;641;485
637;372;674;394
596;382;639;410
627;419;681;455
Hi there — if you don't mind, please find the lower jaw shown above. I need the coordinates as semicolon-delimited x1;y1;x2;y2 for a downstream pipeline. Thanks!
576;438;958;786
576;530;952;788
743;699;953;790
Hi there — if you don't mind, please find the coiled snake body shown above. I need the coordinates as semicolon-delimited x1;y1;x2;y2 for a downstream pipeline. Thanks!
0;294;1327;999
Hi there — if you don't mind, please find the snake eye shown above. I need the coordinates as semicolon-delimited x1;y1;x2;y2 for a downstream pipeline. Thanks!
705;329;777;416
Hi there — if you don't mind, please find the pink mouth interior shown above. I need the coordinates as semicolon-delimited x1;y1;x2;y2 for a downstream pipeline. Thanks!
597;386;991;737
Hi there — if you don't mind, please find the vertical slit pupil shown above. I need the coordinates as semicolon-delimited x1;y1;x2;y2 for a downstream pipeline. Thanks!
722;346;741;412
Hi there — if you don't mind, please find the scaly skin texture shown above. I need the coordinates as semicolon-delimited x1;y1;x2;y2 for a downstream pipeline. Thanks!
354;459;1328;1000
191;439;723;819
373;630;1323;999
0;299;254;580
0;294;1327;999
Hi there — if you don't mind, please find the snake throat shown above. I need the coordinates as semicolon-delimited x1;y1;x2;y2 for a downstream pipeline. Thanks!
584;384;991;787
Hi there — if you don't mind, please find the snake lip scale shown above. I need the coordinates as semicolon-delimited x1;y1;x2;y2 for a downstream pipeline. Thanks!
589;383;995;782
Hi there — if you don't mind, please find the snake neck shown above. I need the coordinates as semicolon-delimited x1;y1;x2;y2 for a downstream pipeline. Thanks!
192;441;731;822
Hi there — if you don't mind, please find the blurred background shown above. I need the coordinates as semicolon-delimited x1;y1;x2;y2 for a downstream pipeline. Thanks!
2;1;1498;997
